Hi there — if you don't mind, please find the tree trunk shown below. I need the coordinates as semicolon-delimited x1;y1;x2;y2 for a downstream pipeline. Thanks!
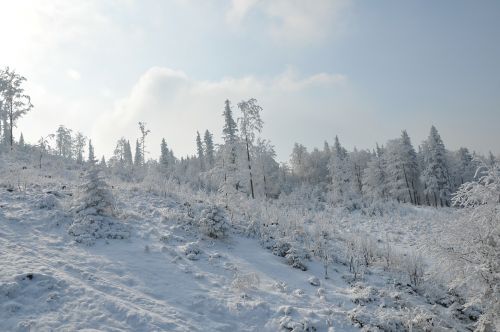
9;102;13;151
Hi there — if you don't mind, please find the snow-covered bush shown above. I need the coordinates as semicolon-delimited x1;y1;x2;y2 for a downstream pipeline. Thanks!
180;242;202;260
198;205;229;239
231;272;260;290
69;167;129;245
440;162;500;330
404;251;425;287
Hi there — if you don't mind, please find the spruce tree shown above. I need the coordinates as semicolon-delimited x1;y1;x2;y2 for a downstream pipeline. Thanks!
160;138;170;172
134;139;142;167
421;126;451;207
222;99;238;164
18;133;24;147
196;131;204;171
88;139;96;164
204;130;215;168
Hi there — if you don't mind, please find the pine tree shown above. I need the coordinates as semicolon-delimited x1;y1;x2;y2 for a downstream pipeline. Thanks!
124;140;133;166
196;131;204;171
134;139;142;167
363;144;389;200
138;122;150;164
18;133;24;147
74;132;87;164
160;138;170;172
100;156;107;167
204;130;215;168
88;139;96;164
329;136;352;204
222;99;238;164
421;126;451;207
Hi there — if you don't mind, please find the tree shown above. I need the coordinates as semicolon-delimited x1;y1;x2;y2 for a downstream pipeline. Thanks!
74;132;87;164
328;136;353;204
363;144;389;200
88;139;96;164
138;122;150;164
56;125;73;159
134;139;142;167
444;161;500;330
0;67;33;150
196;131;204;171
384;131;420;204
290;143;308;180
222;99;238;164
124;140;133;166
100;156;107;167
37;134;54;169
18;133;24;148
237;98;263;199
204;130;215;168
159;138;170;173
421;126;451;207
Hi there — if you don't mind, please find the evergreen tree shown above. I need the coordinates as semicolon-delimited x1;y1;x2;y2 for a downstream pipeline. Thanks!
100;156;107;167
18;133;24;147
421;126;451;207
74;132;87;164
329;136;353;204
196;131;204;171
159;138;170;172
138;122;150;164
222;99;238;164
134;139;142;167
88;139;96;164
124;140;133;166
363;144;389;200
203;130;215;168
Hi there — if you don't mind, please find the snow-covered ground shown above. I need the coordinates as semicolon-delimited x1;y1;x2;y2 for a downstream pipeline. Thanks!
0;167;486;331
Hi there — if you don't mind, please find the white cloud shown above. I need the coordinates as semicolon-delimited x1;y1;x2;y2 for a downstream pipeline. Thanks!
226;0;350;44
92;66;350;160
67;69;81;81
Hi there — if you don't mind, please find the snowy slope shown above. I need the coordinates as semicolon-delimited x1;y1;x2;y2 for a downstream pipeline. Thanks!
0;176;478;331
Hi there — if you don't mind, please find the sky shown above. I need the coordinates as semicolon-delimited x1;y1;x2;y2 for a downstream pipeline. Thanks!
0;0;499;161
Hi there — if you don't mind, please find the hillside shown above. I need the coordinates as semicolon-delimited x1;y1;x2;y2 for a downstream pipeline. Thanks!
0;160;489;331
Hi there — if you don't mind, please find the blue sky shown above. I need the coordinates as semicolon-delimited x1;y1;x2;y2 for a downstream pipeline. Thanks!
0;0;498;161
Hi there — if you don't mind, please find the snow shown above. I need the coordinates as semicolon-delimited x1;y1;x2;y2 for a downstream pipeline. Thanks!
0;164;494;331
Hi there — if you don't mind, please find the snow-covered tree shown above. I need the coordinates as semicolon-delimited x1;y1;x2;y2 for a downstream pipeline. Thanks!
18;133;24;148
69;166;128;245
421;126;451;206
196;131;204;171
134;139;142;167
222;99;238;164
138;121;150;164
159;138;170;173
384;131;420;204
88;139;96;164
74;132;87;164
443;162;500;330
56;125;73;159
203;129;215;168
363;144;389;200
0;67;33;150
290;143;308;180
328;136;353;205
238;98;263;199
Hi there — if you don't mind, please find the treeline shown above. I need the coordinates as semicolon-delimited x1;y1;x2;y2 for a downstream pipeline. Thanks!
1;67;498;208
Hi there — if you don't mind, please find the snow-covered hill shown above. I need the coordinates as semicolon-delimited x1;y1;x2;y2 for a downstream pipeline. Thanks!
1;170;486;332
